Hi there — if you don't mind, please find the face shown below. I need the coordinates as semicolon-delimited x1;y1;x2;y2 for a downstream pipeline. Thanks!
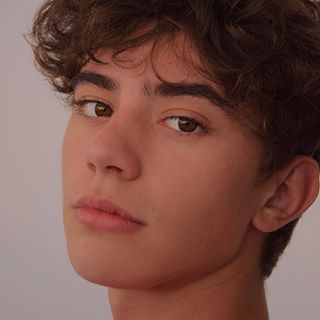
62;38;266;290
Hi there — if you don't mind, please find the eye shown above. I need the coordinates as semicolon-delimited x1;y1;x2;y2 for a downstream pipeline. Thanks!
164;116;207;137
73;99;113;118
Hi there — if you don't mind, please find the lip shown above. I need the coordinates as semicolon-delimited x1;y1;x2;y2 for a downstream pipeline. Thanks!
72;194;145;232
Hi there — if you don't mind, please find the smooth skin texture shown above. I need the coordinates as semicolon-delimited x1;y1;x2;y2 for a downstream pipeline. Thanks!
62;36;319;320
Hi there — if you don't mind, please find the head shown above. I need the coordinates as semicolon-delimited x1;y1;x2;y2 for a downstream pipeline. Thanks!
29;0;320;286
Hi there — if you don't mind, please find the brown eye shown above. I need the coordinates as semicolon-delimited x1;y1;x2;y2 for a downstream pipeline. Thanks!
93;102;112;117
75;100;113;117
165;116;205;136
177;118;198;132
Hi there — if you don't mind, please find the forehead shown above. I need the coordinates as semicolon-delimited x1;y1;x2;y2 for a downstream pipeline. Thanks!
84;32;210;85
74;36;266;185
79;34;235;119
77;36;233;116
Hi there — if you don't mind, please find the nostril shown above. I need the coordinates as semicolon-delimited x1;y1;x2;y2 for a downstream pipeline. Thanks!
106;165;122;172
87;162;96;172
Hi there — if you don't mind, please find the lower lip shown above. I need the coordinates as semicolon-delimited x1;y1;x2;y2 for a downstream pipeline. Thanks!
74;207;144;233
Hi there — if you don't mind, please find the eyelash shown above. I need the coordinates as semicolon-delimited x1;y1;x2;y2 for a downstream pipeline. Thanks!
72;98;208;138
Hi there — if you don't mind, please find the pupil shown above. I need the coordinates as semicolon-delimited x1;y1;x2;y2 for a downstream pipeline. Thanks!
95;104;111;116
179;119;196;132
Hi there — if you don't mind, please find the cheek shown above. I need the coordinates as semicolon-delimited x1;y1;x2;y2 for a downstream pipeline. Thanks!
60;116;262;289
142;142;260;274
61;121;88;194
152;138;258;227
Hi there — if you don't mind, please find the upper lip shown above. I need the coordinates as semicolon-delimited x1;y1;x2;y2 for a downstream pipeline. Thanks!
73;194;143;224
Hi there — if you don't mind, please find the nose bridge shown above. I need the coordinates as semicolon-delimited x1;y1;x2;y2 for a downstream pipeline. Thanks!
86;113;142;180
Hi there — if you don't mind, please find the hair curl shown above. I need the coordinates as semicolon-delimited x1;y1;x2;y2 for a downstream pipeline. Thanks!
28;0;320;279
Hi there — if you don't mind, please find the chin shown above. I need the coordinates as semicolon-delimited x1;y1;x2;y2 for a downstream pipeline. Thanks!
66;245;187;290
68;259;169;289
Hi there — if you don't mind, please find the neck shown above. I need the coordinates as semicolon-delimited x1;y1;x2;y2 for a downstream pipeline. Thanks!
108;229;269;320
108;264;269;320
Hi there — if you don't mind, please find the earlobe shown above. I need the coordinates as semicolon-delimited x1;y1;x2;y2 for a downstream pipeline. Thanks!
252;156;320;233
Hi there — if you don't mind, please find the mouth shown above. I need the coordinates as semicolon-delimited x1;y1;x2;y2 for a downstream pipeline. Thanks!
73;194;144;225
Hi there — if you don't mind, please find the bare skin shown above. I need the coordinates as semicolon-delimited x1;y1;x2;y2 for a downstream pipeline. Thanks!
108;225;269;320
61;35;319;320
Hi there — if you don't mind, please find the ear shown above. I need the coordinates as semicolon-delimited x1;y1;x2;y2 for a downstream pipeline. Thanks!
252;156;319;233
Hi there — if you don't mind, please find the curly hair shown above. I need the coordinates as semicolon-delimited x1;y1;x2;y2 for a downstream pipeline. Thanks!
28;0;320;279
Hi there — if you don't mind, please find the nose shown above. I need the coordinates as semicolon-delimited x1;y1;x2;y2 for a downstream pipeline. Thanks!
86;117;141;181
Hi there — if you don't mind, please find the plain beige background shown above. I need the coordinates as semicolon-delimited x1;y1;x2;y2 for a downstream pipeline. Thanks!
1;1;319;319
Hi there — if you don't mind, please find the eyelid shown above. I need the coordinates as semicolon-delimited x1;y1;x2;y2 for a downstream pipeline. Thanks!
161;107;210;125
72;95;113;109
71;98;113;119
161;115;208;138
72;98;105;106
71;98;210;137
73;92;112;104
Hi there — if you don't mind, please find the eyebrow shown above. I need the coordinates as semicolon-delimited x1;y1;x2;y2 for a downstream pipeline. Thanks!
71;71;231;109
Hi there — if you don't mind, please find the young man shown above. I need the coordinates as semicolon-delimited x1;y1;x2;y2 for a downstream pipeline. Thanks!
29;0;320;319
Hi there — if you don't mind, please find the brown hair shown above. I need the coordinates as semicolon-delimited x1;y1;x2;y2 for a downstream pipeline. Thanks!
28;0;320;279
